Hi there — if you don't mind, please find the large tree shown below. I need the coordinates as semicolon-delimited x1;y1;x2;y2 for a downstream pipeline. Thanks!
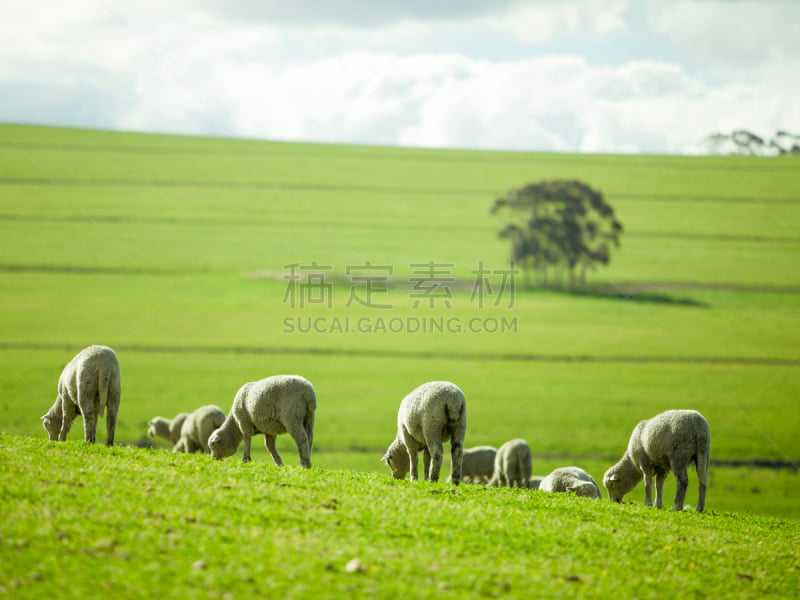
491;179;623;287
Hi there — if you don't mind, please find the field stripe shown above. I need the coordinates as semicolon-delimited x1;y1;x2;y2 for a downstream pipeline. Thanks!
2;213;797;245
1;177;800;205
1;341;796;367
1;138;797;172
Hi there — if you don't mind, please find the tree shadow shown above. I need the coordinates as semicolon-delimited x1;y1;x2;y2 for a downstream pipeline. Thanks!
522;283;709;308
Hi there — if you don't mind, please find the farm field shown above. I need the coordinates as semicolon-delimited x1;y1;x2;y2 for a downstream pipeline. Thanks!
1;123;799;522
2;436;799;600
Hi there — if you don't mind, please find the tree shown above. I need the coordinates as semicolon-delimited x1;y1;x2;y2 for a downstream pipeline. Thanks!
491;179;623;288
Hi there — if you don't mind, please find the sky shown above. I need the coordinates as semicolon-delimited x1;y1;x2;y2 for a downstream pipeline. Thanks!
1;0;799;154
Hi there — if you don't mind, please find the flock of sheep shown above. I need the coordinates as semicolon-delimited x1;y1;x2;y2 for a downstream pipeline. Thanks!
41;345;711;512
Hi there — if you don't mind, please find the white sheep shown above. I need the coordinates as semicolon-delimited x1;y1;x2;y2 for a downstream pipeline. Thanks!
148;412;190;445
603;409;711;512
41;345;121;445
382;381;467;484
488;438;532;488
172;405;226;454
208;375;316;468
447;445;496;484
539;466;603;499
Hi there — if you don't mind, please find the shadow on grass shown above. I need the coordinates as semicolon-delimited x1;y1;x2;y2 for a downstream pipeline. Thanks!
521;283;709;308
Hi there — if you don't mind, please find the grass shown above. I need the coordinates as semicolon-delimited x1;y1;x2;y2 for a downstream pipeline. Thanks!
0;122;799;524
1;435;799;600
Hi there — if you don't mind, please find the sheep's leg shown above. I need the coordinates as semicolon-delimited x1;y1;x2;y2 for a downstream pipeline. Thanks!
288;424;312;468
79;396;97;444
404;438;421;481
695;456;709;513
422;448;431;481
672;466;689;511
427;441;444;483
643;472;654;507
264;434;283;466
450;442;463;485
303;409;315;454
172;439;186;453
105;390;119;447
59;399;76;442
242;434;252;463
655;470;668;509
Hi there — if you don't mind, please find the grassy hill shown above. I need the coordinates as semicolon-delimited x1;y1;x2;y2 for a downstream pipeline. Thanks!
1;435;798;600
0;123;798;521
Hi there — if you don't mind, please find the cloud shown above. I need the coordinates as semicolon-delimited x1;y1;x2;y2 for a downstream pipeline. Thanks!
655;0;800;69
1;0;798;154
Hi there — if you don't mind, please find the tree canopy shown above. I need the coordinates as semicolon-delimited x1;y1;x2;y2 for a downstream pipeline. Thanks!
490;179;623;288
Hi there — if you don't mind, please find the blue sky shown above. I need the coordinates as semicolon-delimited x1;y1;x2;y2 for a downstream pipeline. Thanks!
1;0;798;153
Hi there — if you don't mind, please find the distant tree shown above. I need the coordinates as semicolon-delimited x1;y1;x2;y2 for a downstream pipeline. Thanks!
491;179;623;288
699;129;800;156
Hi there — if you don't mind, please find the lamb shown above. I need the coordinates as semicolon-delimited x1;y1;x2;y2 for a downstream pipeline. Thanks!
488;438;532;488
172;405;226;454
41;345;121;445
447;445;496;484
382;381;467;484
539;466;603;499
148;412;190;445
603;409;711;512
208;375;316;468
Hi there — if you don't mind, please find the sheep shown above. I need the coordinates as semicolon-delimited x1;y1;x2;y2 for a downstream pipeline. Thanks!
208;375;316;468
539;466;603;499
148;412;190;445
447;445;496;484
382;381;467;484
488;438;532;488
603;409;711;512
41;345;121;445
172;405;226;454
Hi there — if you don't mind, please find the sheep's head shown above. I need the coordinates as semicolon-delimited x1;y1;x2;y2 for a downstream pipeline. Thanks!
41;399;62;440
603;461;638;502
147;417;167;439
381;439;409;480
41;413;58;440
567;481;601;499
208;427;233;460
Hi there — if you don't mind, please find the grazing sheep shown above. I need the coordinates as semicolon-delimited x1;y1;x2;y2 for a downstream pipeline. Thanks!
382;381;467;484
41;345;121;445
208;375;316;468
447;445;496;484
172;405;226;454
539;466;603;499
148;412;189;445
603;409;711;512
488;439;532;488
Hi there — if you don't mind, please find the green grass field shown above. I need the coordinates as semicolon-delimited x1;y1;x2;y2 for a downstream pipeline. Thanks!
1;123;799;528
1;436;798;599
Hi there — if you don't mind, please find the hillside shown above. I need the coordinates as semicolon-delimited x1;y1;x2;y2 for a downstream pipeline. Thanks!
1;435;798;599
0;122;798;521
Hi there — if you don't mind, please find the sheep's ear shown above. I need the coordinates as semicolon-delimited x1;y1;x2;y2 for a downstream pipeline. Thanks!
608;474;618;482
40;415;46;421
380;454;389;464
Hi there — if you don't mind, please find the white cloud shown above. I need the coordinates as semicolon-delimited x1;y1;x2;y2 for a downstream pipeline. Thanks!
0;0;798;154
487;0;630;44
655;0;800;69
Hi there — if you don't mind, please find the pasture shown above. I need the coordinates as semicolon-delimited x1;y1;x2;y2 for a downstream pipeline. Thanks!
1;435;799;599
0;123;799;522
